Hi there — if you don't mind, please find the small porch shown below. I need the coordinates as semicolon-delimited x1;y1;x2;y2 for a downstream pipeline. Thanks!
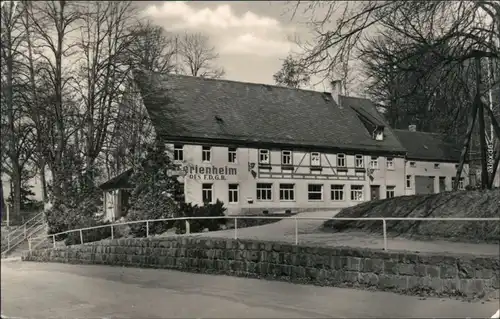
98;169;134;222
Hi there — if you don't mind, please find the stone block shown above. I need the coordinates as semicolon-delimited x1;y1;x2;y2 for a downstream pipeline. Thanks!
426;265;440;278
347;257;361;271
361;258;384;274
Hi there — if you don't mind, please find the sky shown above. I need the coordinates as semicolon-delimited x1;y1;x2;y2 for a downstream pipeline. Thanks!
138;1;337;92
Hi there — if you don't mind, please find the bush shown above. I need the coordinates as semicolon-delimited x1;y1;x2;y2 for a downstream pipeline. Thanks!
64;221;112;245
127;198;179;237
174;200;227;234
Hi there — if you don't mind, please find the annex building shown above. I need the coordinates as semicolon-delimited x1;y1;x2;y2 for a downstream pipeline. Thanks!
99;69;468;220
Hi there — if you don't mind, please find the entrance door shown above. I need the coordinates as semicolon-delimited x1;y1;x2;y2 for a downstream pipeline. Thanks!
415;176;435;195
439;177;446;192
370;185;380;200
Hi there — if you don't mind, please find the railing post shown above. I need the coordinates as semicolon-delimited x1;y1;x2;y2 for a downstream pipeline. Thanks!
234;218;237;240
146;221;149;237
28;237;32;252
79;229;84;245
294;217;298;245
52;235;56;248
7;235;10;251
382;219;388;251
185;220;190;234
24;224;27;239
110;225;114;240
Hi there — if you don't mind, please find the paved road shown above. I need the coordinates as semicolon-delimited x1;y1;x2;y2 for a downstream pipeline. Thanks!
2;260;498;318
199;210;500;255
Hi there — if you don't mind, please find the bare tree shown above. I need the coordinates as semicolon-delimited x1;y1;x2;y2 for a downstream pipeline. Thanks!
289;0;500;190
73;1;138;186
126;21;177;73
0;0;36;218
176;32;225;79
23;0;82;204
273;54;310;88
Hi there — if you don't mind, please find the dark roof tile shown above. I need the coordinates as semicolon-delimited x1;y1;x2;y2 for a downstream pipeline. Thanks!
132;70;406;154
393;129;462;162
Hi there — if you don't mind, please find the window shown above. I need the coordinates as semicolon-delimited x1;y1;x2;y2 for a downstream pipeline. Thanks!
310;152;321;166
174;144;183;161
228;184;239;203
279;184;295;201
386;186;395;198
370;156;379;169
256;183;272;201
228;147;237;163
386;157;394;170
374;128;384;141
202;183;213;203
350;185;364;201
406;175;412;188
434;163;440;169
259;149;270;164
202;146;212;162
355;155;364;168
330;184;344;201
337;154;346;167
452;177;465;190
409;161;416;168
281;150;292;165
308;184;323;201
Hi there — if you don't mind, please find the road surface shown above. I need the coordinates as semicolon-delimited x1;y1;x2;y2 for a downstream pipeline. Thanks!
2;260;498;318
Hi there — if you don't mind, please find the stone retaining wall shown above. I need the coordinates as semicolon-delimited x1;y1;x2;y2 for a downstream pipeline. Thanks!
22;237;499;299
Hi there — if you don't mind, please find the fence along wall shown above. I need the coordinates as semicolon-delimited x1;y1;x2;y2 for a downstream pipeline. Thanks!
22;237;500;300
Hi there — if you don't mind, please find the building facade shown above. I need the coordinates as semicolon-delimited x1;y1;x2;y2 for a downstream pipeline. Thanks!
167;143;408;215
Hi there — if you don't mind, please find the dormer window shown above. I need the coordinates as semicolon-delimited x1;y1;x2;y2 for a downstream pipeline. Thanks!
373;126;384;141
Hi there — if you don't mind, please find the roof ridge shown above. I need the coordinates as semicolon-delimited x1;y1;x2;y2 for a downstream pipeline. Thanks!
133;68;324;94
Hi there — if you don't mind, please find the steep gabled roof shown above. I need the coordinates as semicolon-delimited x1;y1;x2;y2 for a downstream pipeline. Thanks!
132;69;406;154
393;129;463;162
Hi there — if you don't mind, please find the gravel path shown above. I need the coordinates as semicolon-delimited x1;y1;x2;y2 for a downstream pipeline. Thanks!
193;210;499;256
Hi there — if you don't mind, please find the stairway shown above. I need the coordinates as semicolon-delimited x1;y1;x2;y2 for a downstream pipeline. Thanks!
1;211;47;259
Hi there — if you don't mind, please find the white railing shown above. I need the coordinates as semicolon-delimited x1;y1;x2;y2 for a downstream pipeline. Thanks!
2;211;45;257
27;216;500;253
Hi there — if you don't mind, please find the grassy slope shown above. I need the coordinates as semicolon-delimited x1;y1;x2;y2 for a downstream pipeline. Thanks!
323;190;500;244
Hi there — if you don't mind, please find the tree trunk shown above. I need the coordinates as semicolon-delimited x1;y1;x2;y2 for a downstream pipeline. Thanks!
483;101;500;188
454;96;479;190
11;163;22;219
475;56;489;189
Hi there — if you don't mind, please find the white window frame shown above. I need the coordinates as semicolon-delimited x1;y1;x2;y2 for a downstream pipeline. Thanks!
355;155;364;168
330;184;344;201
259;149;270;164
310;152;321;166
434;163;440;169
279;183;295;201
409;161;416;168
256;183;272;201
202;183;213;203
228;184;239;203
174;144;184;161
350;185;364;201
386;157;394;170
281;150;292;165
386;186;395;198
228;147;237;163
406;175;412;188
337;154;346;167
370;156;379;169
308;184;323;201
202;146;212;162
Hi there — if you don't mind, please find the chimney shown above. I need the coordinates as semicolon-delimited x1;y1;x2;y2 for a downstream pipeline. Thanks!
408;124;417;132
330;80;343;106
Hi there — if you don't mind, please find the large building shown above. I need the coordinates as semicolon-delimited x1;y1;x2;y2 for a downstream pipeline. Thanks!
99;70;472;220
